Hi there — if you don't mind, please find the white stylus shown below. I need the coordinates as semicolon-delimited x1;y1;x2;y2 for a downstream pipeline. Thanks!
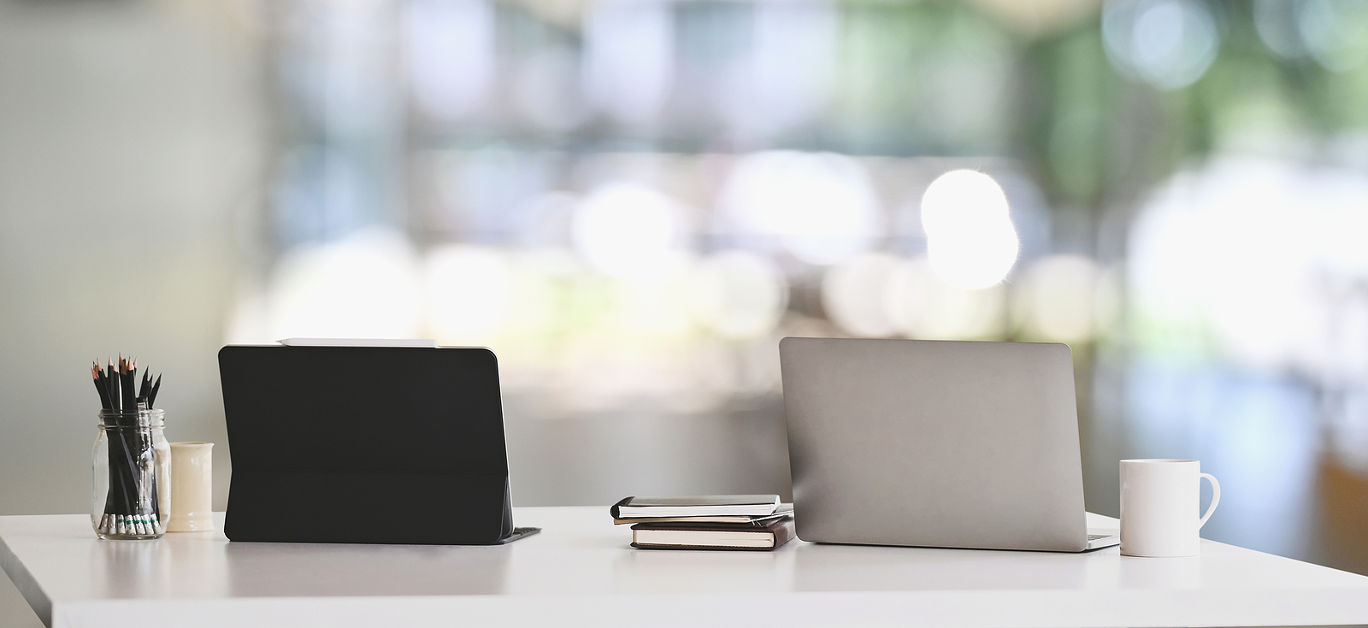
277;338;439;348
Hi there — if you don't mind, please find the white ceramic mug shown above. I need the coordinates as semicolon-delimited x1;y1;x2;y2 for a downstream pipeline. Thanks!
1120;459;1220;557
167;442;214;532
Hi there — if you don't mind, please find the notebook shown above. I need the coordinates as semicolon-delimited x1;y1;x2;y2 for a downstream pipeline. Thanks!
610;495;781;519
613;504;794;525
631;518;796;551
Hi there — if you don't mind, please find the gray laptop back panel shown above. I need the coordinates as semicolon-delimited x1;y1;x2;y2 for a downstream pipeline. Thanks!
780;337;1087;552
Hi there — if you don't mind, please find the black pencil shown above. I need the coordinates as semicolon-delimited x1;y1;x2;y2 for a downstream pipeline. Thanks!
120;358;136;413
111;364;122;414
103;360;114;409
92;363;111;410
148;375;161;409
108;360;119;412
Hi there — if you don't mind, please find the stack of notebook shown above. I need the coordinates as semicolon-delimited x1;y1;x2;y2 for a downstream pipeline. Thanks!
610;495;795;551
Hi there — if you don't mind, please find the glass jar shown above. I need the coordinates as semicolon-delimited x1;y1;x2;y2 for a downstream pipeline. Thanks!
92;408;169;539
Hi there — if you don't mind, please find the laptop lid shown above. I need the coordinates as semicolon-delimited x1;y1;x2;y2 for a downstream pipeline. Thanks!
779;337;1089;552
218;345;516;544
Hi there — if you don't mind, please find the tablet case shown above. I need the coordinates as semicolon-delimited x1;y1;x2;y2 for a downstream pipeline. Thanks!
218;345;537;545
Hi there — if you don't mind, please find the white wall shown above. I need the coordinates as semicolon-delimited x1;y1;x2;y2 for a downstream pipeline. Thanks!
0;2;263;623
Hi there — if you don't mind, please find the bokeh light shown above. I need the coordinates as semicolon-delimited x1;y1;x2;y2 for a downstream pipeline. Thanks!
884;256;1007;340
1254;0;1368;72
717;151;882;266
423;244;513;345
1011;254;1119;344
919;169;1020;290
402;0;494;121
1128;158;1368;371
688;251;789;340
609;271;695;337
583;0;673;125
1102;0;1219;90
571;182;689;278
724;0;836;137
1298;0;1368;72
822;252;902;337
266;229;422;339
1254;0;1308;60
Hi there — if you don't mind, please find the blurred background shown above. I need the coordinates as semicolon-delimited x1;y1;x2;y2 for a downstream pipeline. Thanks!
3;0;1368;623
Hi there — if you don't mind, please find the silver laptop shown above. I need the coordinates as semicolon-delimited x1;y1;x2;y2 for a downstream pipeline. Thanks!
779;337;1119;552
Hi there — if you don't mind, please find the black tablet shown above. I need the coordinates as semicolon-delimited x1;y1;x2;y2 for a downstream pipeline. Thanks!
218;344;538;544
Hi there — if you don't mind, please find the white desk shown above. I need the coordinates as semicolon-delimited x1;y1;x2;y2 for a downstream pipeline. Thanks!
2;508;1367;627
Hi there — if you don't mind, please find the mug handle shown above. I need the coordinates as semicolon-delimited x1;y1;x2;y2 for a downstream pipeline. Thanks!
1198;472;1221;529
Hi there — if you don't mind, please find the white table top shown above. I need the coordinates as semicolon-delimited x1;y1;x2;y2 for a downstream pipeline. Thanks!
3;508;1368;627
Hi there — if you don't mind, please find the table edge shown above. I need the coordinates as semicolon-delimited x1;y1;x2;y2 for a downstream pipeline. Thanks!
0;527;51;627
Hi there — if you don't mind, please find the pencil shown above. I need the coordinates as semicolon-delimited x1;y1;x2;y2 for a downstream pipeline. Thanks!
120;358;135;413
92;363;111;410
104;360;114;410
148;375;161;409
111;365;122;413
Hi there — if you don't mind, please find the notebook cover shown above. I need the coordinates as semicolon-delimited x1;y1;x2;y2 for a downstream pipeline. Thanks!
630;518;795;551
